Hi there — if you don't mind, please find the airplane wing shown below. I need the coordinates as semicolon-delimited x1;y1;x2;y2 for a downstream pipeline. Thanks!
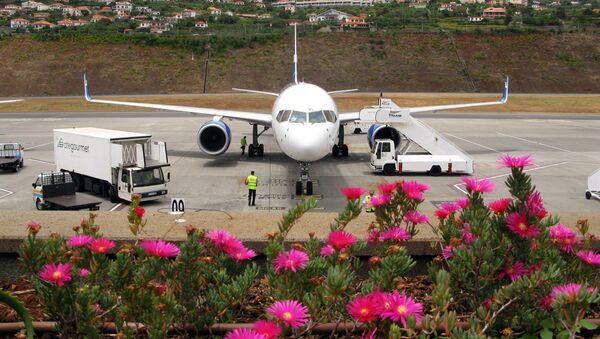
84;75;272;126
338;76;509;123
0;99;23;104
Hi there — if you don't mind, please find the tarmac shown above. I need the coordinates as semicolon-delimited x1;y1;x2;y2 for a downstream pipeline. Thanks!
1;109;600;254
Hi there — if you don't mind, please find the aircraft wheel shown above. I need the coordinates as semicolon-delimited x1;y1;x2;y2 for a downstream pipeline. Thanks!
332;145;339;157
248;144;255;158
295;181;303;196
306;181;313;196
383;164;396;176
341;144;349;157
586;191;592;200
258;144;264;156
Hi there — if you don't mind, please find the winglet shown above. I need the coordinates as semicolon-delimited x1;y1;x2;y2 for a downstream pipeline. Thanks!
501;75;509;104
293;23;298;84
84;73;92;101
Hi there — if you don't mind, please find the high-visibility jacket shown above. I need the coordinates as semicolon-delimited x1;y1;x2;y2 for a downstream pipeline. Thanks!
246;175;257;190
240;137;247;147
364;195;374;213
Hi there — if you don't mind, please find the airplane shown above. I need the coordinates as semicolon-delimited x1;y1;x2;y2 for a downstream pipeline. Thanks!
83;25;509;196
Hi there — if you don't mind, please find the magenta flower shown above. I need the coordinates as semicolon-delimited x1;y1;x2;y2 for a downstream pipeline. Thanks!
225;328;265;339
378;182;398;195
273;249;309;273
380;291;423;327
267;300;310;328
550;283;593;305
461;177;495;193
434;209;450;219
499;154;534;169
66;234;93;247
141;240;180;258
462;224;474;245
442;246;453;260
88;238;116;254
499;261;528;282
206;229;243;252
506;212;540;238
404;210;429;224
79;268;91;278
400;181;429;200
367;230;380;244
340;187;368;200
577;250;600;266
526;192;547;219
549;224;578;253
369;194;391;207
328;230;357;250
379;227;411;241
39;262;72;286
488;198;512;214
320;244;334;257
254;320;281;339
347;294;381;323
226;247;257;261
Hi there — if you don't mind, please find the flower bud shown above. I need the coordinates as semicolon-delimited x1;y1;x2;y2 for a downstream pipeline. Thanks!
72;225;80;233
155;303;166;312
501;328;513;336
387;245;402;254
266;231;278;240
80;218;88;227
337;252;350;263
116;332;126;339
308;232;315;239
70;252;82;264
118;243;134;255
433;255;443;264
309;276;325;286
291;243;304;251
27;221;41;235
200;256;214;264
185;224;197;236
368;256;381;266
89;212;97;219
90;225;98;233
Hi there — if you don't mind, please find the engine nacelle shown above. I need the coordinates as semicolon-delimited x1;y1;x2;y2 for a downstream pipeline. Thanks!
197;120;231;156
367;124;401;150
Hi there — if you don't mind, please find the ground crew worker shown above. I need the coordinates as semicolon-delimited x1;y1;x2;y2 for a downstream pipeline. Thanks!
240;136;247;156
245;170;257;206
364;191;375;213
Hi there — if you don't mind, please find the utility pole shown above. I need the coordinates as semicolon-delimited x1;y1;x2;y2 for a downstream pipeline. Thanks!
202;45;211;94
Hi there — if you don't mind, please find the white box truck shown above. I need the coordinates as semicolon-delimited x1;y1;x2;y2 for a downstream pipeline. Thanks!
54;127;170;203
586;168;600;201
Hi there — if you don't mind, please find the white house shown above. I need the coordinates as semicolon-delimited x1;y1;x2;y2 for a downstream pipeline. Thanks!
195;19;208;27
113;1;133;12
208;6;221;15
183;9;197;17
10;18;29;28
31;20;55;29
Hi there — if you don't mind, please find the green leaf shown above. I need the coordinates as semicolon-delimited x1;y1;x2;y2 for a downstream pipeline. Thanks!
579;319;598;330
0;289;34;339
540;328;553;339
541;318;555;329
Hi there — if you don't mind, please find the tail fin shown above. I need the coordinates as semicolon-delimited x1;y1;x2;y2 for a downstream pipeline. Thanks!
83;73;93;101
293;23;298;84
501;75;509;104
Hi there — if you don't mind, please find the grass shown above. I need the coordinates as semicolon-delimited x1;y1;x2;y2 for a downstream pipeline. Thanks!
0;93;599;114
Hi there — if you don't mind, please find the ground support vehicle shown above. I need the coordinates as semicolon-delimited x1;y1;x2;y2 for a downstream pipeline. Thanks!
32;171;101;210
0;143;24;172
586;168;600;200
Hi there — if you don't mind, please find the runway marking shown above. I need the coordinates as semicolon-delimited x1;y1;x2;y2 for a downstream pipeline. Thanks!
452;161;569;195
444;133;502;154
110;203;124;212
0;187;15;199
28;158;54;165
496;132;599;161
24;142;53;150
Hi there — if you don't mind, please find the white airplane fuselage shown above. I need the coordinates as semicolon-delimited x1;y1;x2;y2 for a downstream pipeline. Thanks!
271;82;339;162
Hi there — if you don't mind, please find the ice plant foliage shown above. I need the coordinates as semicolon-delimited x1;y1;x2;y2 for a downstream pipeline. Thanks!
273;249;309;273
39;263;72;287
140;239;180;258
267;300;310;328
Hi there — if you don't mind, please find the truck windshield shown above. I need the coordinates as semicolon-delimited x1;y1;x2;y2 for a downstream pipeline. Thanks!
132;168;164;187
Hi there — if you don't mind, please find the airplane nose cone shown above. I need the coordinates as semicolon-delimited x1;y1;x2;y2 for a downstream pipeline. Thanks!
287;125;332;162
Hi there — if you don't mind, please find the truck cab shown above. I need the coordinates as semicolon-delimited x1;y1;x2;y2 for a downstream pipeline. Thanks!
0;142;24;172
370;139;397;175
116;166;168;201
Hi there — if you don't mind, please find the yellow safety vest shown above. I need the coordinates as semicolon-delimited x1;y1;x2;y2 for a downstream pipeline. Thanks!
364;195;374;212
247;175;257;190
241;137;247;146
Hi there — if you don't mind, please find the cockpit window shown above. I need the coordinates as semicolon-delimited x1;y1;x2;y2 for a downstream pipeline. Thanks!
323;110;337;123
281;110;292;122
308;111;326;123
276;110;285;122
289;111;307;123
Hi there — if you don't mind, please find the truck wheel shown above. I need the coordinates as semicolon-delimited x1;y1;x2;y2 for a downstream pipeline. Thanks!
35;199;45;210
332;145;339;157
13;164;19;173
430;165;442;176
341;144;349;157
295;181;303;196
306;181;313;196
383;164;395;176
586;191;592;200
19;159;24;168
108;186;119;203
353;128;361;134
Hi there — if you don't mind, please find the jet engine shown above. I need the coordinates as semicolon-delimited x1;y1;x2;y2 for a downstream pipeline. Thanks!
197;120;231;155
367;124;401;149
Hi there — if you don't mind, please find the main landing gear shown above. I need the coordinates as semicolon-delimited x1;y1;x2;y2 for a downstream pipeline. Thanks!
248;124;268;157
295;162;314;196
332;124;349;157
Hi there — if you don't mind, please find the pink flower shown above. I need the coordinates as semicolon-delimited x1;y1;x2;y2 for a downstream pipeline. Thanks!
88;238;116;254
404;210;429;224
369;194;391;207
549;224;578;253
435;202;460;219
79;268;90;278
134;207;145;218
347;294;381;323
141;240;180;258
367;230;380;244
400;181;429;200
254;320;281;339
66;235;93;247
273;249;309;273
461;177;495;193
434;209;450;219
320;244;334;257
577;250;600;266
455;197;469;209
226;247;257;261
442;246;453;260
499;261;528;282
380;291;423;327
499;155;534;169
378;182;398;195
488;198;512;214
206;230;243;252
267;300;310;328
225;328;265;339
340;187;368;200
550;283;592;305
328;230;357;250
462;224;474;245
540;295;554;310
506;212;540;238
526;192;547;219
39;263;72;286
27;221;41;234
379;227;411;241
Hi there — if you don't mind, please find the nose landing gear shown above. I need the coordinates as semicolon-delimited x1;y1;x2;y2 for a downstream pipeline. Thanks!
332;124;349;157
295;162;314;196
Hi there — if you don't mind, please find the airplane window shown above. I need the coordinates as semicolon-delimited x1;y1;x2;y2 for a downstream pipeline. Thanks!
323;110;337;123
281;110;292;122
289;111;307;123
309;111;326;123
276;110;285;122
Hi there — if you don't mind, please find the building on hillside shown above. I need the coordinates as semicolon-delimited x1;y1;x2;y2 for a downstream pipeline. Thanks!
36;3;50;11
195;19;208;27
208;6;221;15
507;0;527;5
341;15;369;28
49;3;64;11
21;1;41;9
468;15;484;21
273;0;372;8
4;4;21;11
409;0;428;8
460;0;485;4
183;9;197;17
113;2;133;12
483;7;506;17
10;18;29;28
57;18;87;26
34;12;49;19
487;0;505;6
31;20;55;29
316;9;351;22
438;2;459;11
91;14;112;22
97;6;113;13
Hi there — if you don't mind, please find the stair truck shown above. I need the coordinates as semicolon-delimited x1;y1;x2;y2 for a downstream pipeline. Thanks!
32;171;102;210
54;127;170;203
586;168;600;201
0;142;24;172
